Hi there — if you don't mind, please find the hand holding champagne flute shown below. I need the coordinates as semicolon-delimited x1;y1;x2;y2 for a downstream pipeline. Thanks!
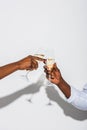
26;54;45;81
21;54;45;81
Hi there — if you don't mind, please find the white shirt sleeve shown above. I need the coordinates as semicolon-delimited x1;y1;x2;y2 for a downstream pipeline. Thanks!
66;86;87;111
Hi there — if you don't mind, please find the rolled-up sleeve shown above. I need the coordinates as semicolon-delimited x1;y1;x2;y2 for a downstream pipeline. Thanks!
66;86;87;111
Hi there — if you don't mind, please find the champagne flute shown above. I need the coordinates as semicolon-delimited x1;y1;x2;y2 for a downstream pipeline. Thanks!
40;48;55;105
46;58;55;85
25;54;45;103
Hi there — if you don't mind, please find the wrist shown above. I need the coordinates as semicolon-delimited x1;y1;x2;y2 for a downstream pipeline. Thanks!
56;77;65;86
14;61;20;70
56;77;71;98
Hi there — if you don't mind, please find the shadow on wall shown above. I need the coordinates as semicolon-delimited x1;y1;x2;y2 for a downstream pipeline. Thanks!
0;74;87;121
45;85;87;121
0;74;44;108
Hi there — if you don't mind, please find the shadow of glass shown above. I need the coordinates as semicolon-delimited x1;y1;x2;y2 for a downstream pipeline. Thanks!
45;84;87;121
0;74;44;109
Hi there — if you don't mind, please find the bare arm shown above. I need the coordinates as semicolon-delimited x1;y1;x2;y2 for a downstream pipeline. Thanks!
56;77;71;98
0;55;45;79
0;62;19;79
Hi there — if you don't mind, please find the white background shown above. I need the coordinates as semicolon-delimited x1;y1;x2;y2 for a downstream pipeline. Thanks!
0;0;87;130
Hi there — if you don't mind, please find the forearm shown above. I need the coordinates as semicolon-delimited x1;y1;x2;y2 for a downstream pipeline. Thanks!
0;62;19;79
56;77;71;98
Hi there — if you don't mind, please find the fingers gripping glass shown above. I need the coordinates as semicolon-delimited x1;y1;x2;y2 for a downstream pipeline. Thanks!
21;54;45;81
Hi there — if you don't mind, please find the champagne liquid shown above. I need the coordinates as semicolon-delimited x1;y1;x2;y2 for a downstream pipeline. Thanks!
46;58;55;70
